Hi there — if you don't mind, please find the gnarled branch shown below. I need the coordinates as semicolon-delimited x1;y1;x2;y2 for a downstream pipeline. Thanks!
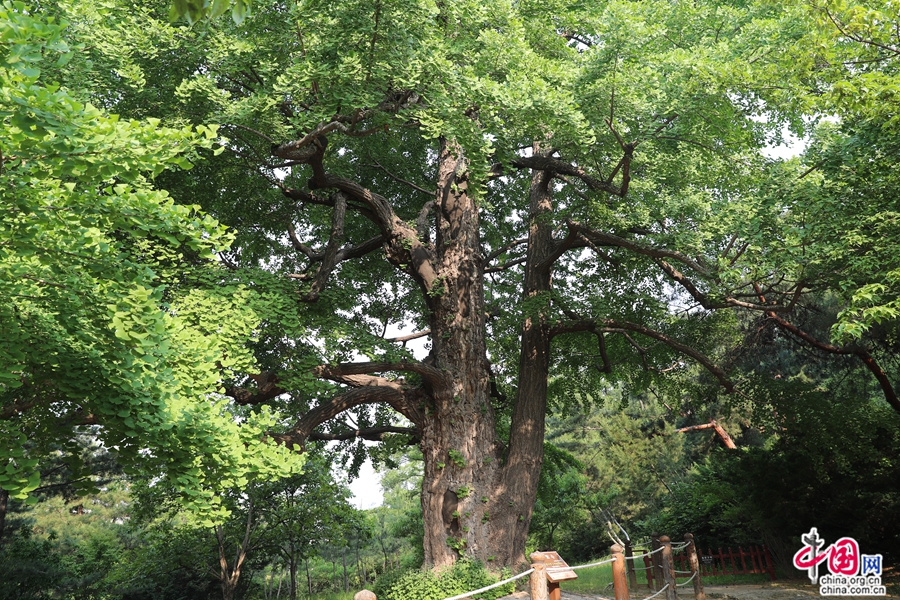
385;329;431;343
511;155;628;197
675;419;737;449
272;385;422;449
313;361;447;390
308;425;418;442
0;398;40;420
655;258;797;313
225;372;285;405
304;192;347;301
571;221;711;277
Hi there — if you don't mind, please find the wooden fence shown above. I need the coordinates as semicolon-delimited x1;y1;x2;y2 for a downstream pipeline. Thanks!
631;534;775;594
690;545;775;579
437;532;777;600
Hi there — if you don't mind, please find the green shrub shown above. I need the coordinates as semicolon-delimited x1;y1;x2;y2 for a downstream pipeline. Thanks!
382;560;514;600
0;528;66;600
372;566;413;599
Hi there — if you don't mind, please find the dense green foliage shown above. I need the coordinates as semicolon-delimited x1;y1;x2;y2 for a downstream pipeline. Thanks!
1;451;364;600
0;1;305;518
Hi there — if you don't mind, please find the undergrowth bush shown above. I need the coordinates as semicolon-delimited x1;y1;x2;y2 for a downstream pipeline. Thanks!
381;560;514;600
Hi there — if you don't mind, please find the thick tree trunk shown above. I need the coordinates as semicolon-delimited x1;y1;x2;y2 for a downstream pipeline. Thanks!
495;157;556;564
275;134;557;570
418;143;555;569
420;141;504;566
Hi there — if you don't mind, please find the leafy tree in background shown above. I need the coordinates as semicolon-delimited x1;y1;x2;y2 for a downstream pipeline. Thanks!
0;1;304;520
259;452;360;600
0;476;135;600
53;0;900;567
119;450;355;600
717;0;900;413
536;393;693;560
105;523;220;600
0;429;120;542
644;291;900;570
374;449;425;571
528;443;587;554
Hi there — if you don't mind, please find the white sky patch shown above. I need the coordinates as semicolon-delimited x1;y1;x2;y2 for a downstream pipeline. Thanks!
349;458;384;509
383;322;430;361
762;127;808;160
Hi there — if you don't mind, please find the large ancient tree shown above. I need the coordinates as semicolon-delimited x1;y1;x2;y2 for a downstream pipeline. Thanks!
18;0;900;568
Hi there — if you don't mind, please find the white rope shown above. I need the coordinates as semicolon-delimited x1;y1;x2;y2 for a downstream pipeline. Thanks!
630;546;665;560
676;572;698;587
631;565;652;571
670;542;690;551
674;570;692;575
639;583;670;600
440;568;534;600
548;556;618;572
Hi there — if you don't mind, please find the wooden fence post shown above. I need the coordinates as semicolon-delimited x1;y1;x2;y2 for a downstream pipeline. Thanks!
611;544;630;600
738;547;748;574
651;532;663;591
624;539;638;590
763;545;776;581
660;536;677;600
530;563;549;600
644;554;655;589
685;533;706;600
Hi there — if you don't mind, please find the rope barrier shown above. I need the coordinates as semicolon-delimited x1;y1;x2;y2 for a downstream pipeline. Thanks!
639;583;670;600
440;568;534;600
674;570;692;575
548;556;618;572
441;543;693;600
670;542;690;551
628;546;665;560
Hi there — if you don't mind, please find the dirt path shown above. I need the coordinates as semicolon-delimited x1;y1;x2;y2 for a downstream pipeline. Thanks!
498;582;897;600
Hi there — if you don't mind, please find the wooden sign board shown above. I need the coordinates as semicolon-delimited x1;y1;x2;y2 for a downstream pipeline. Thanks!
531;551;578;583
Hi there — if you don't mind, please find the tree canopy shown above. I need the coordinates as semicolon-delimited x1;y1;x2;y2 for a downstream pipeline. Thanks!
0;1;303;517
3;0;900;573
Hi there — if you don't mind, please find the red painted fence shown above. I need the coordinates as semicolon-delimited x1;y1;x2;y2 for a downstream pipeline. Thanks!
686;546;775;580
641;543;775;590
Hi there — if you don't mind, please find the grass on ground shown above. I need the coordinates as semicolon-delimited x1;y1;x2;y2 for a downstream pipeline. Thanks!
557;557;773;596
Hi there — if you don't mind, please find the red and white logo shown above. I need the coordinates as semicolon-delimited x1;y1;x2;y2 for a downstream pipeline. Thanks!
793;528;884;596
